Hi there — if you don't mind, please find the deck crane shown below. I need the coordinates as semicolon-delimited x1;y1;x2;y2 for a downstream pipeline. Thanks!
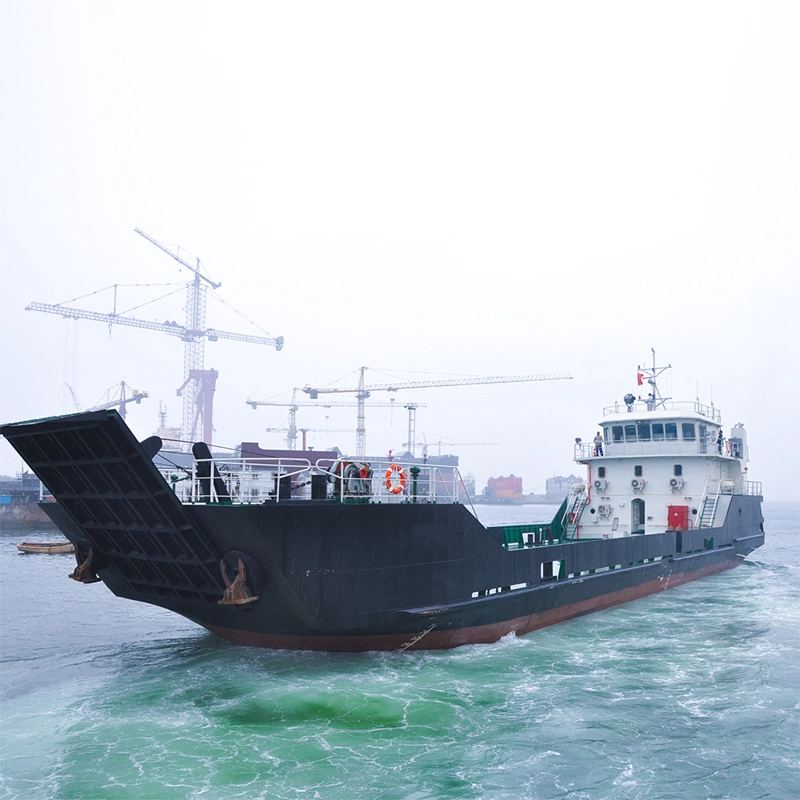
27;229;283;449
246;388;426;451
303;367;572;458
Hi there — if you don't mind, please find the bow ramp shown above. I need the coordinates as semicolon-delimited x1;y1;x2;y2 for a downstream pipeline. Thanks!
0;409;224;603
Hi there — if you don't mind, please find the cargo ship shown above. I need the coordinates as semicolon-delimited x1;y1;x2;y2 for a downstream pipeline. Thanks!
0;361;764;651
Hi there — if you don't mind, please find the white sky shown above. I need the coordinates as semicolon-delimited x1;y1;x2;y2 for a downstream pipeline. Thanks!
1;1;798;500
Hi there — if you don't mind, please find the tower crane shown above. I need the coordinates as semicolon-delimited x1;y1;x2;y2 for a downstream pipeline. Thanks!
246;388;425;451
265;427;354;450
65;381;149;420
303;367;572;458
416;436;499;459
27;229;283;449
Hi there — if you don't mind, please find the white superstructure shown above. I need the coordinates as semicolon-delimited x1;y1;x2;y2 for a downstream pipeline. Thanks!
570;356;761;540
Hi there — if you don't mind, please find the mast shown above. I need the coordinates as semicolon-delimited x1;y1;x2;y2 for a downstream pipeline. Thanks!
637;348;672;410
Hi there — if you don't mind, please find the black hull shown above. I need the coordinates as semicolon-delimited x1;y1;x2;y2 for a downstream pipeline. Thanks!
201;550;747;651
3;410;765;652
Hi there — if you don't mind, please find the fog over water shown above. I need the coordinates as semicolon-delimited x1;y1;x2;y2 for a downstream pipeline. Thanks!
1;2;798;500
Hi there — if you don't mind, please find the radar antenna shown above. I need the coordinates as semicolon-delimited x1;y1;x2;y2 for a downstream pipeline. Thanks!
636;348;671;410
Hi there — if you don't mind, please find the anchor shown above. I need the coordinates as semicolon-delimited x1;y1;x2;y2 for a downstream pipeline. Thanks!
218;557;259;605
69;547;102;584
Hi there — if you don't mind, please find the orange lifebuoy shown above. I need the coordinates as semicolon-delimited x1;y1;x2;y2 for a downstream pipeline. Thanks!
385;463;406;494
726;441;733;455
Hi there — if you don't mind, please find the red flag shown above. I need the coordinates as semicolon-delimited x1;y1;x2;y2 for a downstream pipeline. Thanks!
637;372;644;386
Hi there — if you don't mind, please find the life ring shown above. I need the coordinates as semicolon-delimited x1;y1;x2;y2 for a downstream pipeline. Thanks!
726;441;733;455
385;463;406;494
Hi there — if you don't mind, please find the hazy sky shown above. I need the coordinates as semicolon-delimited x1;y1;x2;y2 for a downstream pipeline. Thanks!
1;2;798;500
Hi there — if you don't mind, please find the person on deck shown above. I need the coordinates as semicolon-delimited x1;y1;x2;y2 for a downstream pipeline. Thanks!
594;431;604;457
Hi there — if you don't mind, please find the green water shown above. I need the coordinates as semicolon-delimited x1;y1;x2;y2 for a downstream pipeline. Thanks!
1;503;798;799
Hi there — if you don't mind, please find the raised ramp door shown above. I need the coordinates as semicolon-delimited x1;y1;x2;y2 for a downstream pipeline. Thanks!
1;410;224;603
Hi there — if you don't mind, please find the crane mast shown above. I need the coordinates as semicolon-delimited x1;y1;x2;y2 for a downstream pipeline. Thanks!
132;228;222;446
303;367;572;458
182;271;209;447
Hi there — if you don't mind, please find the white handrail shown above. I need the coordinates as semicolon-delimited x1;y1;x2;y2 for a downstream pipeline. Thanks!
162;455;471;506
602;400;722;422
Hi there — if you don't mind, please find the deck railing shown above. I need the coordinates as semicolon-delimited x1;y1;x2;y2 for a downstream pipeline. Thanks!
741;480;763;496
158;456;473;508
574;439;740;460
602;400;722;422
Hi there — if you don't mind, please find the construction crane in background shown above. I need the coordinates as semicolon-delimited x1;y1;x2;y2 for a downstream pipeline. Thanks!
246;388;426;451
303;367;572;458
65;381;149;420
416;435;499;460
27;229;283;450
264;427;354;451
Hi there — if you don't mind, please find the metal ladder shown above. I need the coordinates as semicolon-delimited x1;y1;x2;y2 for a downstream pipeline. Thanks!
698;480;721;528
563;492;588;539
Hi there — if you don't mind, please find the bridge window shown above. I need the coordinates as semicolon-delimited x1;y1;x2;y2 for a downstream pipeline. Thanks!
625;425;637;441
665;423;678;440
637;423;651;441
682;423;696;440
652;423;664;440
612;426;623;442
